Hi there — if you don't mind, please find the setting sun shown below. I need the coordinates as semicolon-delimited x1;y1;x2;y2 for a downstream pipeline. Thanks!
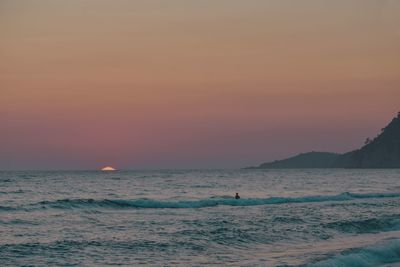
101;166;116;171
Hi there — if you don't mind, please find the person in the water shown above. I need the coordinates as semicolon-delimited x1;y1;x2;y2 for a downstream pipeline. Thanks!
235;193;240;199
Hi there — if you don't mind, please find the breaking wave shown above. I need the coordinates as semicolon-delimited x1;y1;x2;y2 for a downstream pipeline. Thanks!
309;238;400;267
3;191;399;211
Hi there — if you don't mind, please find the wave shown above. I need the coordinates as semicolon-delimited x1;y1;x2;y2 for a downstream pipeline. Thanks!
0;239;172;261
0;189;25;194
4;191;398;211
308;238;400;267
0;206;17;211
324;216;400;234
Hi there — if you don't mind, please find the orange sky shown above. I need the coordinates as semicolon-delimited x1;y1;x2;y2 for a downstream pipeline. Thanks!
1;0;399;169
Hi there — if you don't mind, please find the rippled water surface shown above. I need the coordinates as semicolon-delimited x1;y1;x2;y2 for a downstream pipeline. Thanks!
1;169;400;266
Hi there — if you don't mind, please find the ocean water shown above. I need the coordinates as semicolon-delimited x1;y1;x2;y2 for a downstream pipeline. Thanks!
1;169;400;267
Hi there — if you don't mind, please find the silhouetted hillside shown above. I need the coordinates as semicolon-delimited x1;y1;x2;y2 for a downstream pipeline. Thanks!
249;112;400;169
340;113;400;168
252;152;340;169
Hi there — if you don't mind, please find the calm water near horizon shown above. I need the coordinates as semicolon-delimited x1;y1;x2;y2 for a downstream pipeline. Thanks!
1;169;400;266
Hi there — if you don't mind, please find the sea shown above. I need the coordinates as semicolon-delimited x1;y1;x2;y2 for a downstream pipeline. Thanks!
1;169;400;266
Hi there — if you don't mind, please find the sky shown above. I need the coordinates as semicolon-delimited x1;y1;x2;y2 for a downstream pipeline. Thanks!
1;0;400;170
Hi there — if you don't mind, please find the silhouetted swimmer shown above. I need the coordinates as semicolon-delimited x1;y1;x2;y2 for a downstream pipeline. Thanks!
235;193;240;199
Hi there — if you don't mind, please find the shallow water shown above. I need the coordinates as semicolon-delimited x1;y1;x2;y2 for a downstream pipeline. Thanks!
1;169;400;266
